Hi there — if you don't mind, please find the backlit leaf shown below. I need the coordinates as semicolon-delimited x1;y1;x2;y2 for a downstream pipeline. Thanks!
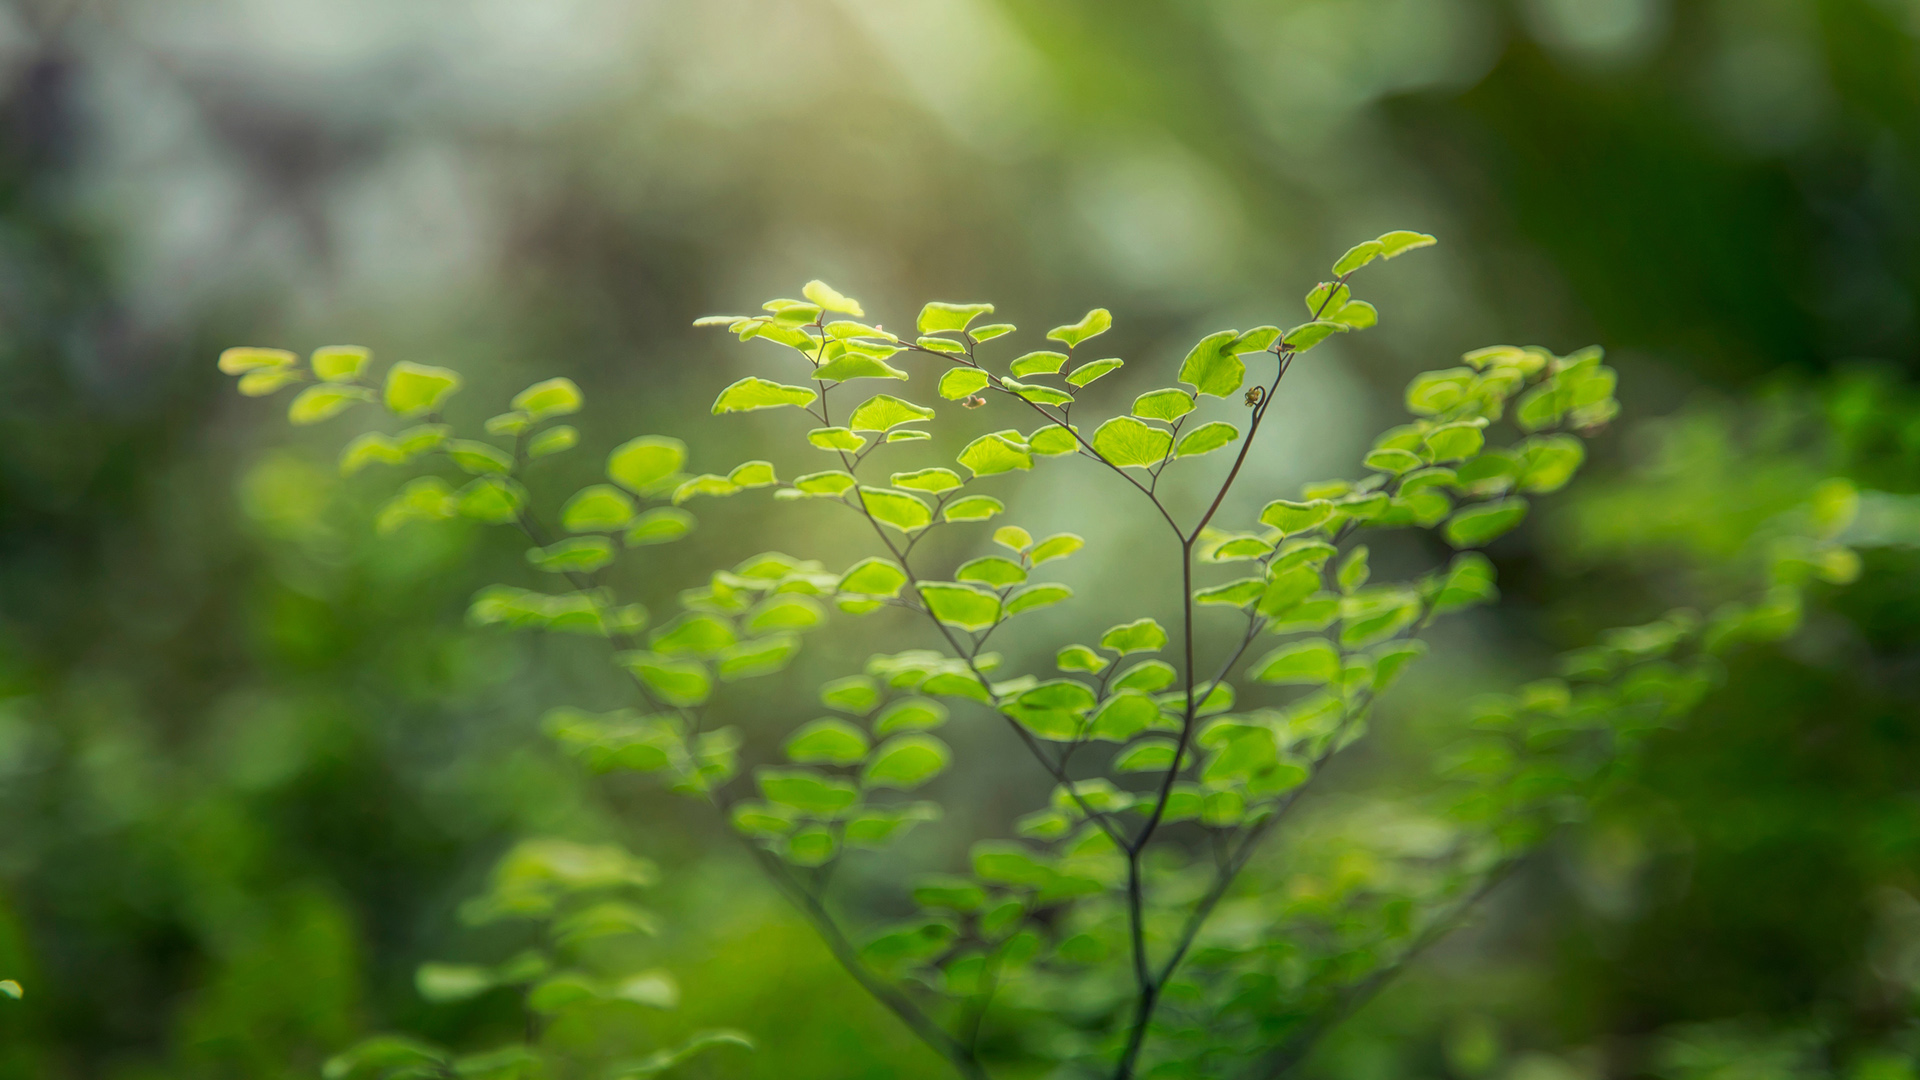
385;362;463;416
1047;308;1112;348
1009;351;1068;377
863;734;951;790
608;436;687;494
1132;388;1196;422
848;394;936;432
1175;421;1239;458
711;377;818;414
918;301;994;334
1177;330;1244;398
1092;416;1172;468
857;487;932;532
959;432;1034;477
512;377;583;421
919;582;1001;631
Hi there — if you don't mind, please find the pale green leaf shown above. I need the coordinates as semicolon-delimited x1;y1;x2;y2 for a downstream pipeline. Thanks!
1006;583;1071;614
891;467;962;493
608;436;688;494
1177;330;1244;398
814;352;909;382
1066;357;1123;387
729;460;777;488
456;477;525;524
288;384;372;425
1283;320;1348;352
512;377;583;421
626;508;695;546
809;427;867;452
786;718;870;765
218;346;295;375
446;439;512;474
1332;240;1385;275
1175;421;1239;458
671;474;739;505
620;653;711;706
958;432;1034;477
528;425;578;458
969;322;1016;342
237;368;303;396
874;697;948;735
944;495;1004;522
1031;533;1084;564
711;377;818;414
528;537;615;574
1251;639;1339;685
1132;388;1195;422
956;557;1026;587
918;301;994;334
939;368;990;399
1445;498;1529;548
848;394;936;432
857;487;932;532
1259;499;1334;534
1092;416;1172;468
820;675;882;713
718;633;801;680
562;484;636;532
650;614;737;657
1101;618;1167;654
919;582;1001;631
1047;308;1112;348
994;526;1031;551
1009;351;1068;377
384;361;463;417
804;280;864;316
794;470;856;496
839;557;909;597
1002;379;1073;406
863;734;951;790
1056;645;1108;674
1376;230;1437;257
1028;425;1079;456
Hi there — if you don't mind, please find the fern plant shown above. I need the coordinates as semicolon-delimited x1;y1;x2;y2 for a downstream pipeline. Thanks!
218;232;1866;1079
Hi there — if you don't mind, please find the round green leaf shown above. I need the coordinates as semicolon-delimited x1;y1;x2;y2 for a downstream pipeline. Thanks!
1175;421;1239;458
919;582;1002;631
1101;618;1167;654
786;718;871;765
608;436;688;494
863;734;951;790
512;377;583;421
562;484;635;532
1251;639;1340;685
384;361;463;417
711;377;818;414
1132;388;1195;422
849;394;936;432
1444;498;1529;548
1092;416;1172;468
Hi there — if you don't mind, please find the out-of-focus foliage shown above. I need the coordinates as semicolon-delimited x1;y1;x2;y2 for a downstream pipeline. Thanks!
3;0;1920;1078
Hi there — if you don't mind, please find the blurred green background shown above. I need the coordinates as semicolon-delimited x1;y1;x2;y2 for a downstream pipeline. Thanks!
3;0;1920;1077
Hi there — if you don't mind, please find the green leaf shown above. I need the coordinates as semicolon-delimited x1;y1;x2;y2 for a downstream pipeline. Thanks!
874;697;948;735
1010;351;1069;377
512;377;583;421
650;614;737;657
747;595;824;632
1031;533;1085;564
1339;588;1422;648
218;346;295;375
944;495;1004;522
919;582;1001;631
718;633;801;680
958;432;1034;477
1377;230;1437;258
918;301;994;334
1026;425;1078;457
1251;639;1339;685
864;734;951;790
969;322;1016;342
956;557;1027;587
1101;618;1167;654
1260;499;1334;534
1332;240;1385;275
1258;566;1322;616
1195;578;1263;607
820;675;881;714
1332;301;1378;329
1233;326;1282;353
815;352;909;382
1092;416;1172;468
1007;583;1072;614
1088;691;1161;741
1433;552;1497;613
384;361;463;417
1066;357;1123;387
729;460;777;488
917;336;967;355
1337;546;1370;591
891;467;963;493
288;384;372;425
994;526;1031;551
757;767;858;816
888;430;932;443
712;377;818;414
445;440;511;474
1406;368;1475;415
794;470;856;496
1175;421;1239;458
562;485;635;532
237;368;304;396
528;425;578;458
1056;645;1108;674
1132;388;1196;422
1114;659;1176;692
621;653;712;706
848;394;936;432
939;368;991;399
1516;435;1584;493
804;279;864;316
1178;330;1245;398
840;557;908;596
672;474;739;504
1283;320;1348;352
1047;308;1112;348
1002;379;1073;406
1445;498;1529;548
608;436;687;494
528;537;615;574
808;427;867;452
913;877;985;911
1425;421;1486;461
786;718;871;764
857;487;933;532
339;433;403;475
416;962;495;1003
1365;447;1423;474
1114;739;1179;773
